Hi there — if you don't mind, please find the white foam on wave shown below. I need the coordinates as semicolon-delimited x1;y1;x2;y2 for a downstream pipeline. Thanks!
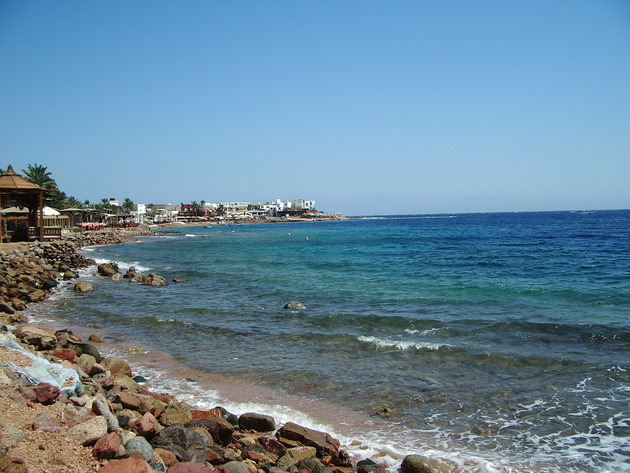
404;328;443;336
92;257;152;273
358;335;449;351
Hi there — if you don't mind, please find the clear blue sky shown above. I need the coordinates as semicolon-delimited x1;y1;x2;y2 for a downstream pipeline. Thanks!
1;1;629;215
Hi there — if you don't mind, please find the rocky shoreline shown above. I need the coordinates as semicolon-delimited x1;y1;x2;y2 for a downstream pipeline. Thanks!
0;229;439;473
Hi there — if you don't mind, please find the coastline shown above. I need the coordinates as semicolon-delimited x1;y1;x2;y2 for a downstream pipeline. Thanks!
0;227;436;473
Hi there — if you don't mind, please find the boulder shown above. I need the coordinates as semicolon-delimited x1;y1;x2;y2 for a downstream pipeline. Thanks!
101;356;133;378
151;423;206;463
129;412;162;439
31;382;60;405
400;455;438;473
142;274;168;286
257;436;286;461
167;463;215;473
154;447;177;467
52;348;76;362
42;279;58;290
283;301;306;310
222;460;251;473
67;340;102;362
125;435;155;462
186;417;234;446
238;412;276;432
27;289;47;302
97;263;119;277
276;422;340;456
68;415;108;446
297;457;333;473
14;324;57;350
357;458;386;473
93;432;124;460
63;270;79;279
74;281;94;292
0;301;16;314
160;400;193;426
204;444;241;465
92;397;121;432
277;446;317;469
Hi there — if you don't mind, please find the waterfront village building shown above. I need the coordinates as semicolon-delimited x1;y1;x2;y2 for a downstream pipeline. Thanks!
151;204;179;223
139;198;317;223
203;199;317;219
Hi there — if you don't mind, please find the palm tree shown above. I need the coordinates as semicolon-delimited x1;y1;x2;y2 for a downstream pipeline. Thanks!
22;164;58;191
62;196;84;209
122;198;135;213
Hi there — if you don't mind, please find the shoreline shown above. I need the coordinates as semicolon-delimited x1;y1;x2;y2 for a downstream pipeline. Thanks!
0;227;440;473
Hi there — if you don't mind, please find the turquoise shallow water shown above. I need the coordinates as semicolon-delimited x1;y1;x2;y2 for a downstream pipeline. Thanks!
41;210;630;472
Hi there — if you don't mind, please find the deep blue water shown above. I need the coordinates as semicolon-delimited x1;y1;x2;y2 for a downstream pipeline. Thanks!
41;210;630;472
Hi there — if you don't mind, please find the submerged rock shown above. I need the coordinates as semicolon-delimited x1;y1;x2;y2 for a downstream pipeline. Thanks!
74;281;94;292
283;301;306;310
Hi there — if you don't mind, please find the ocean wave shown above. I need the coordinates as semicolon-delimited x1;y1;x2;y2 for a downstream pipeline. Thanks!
357;336;450;351
92;257;153;273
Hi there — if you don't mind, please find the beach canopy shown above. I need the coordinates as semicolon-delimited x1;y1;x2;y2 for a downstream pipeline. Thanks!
0;165;46;241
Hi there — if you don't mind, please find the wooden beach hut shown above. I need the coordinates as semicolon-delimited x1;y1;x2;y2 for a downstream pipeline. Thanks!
0;165;46;242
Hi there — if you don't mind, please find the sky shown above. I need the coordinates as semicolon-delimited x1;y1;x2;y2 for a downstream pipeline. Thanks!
1;1;629;216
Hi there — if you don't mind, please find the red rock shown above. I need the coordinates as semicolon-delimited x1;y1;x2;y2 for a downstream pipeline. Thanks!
93;432;123;459
242;450;271;463
52;348;76;362
129;412;161;439
258;436;286;460
97;456;156;472
32;382;60;405
167;462;215;473
154;447;178;467
119;392;143;410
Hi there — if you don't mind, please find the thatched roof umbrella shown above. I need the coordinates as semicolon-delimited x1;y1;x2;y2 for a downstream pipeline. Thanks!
0;165;46;242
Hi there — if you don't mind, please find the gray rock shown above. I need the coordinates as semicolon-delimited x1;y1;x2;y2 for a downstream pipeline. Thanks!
152;424;206;463
238;412;276;432
63;270;79;280
357;458;386;473
298;457;332;473
400;455;437;473
0;302;15;315
283;301;307;310
221;461;250;473
68;340;102;363
92;397;120;432
125;436;154;462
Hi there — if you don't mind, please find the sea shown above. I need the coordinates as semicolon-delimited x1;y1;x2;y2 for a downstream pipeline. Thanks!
29;210;629;473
